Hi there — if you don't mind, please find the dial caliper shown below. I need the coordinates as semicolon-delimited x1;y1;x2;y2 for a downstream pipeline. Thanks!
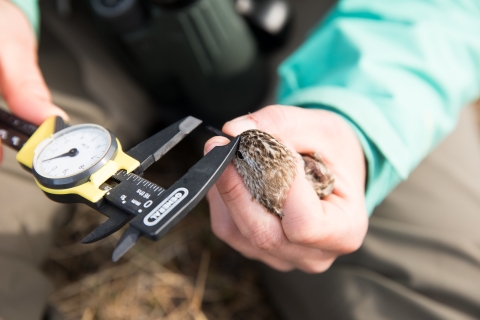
0;109;239;261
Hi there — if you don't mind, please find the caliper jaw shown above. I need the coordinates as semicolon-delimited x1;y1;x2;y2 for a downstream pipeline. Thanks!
80;116;201;244
81;202;132;243
112;136;241;262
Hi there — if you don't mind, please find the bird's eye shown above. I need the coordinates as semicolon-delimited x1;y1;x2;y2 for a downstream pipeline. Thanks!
237;151;245;160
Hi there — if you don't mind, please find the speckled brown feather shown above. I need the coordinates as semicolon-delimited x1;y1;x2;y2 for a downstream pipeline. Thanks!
234;129;334;219
302;153;335;198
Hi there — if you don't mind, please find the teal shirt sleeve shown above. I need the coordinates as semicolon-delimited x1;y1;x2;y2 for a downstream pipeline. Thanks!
11;0;39;34
277;0;480;214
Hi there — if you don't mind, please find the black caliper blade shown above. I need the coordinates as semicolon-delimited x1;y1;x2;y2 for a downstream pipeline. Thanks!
112;226;142;262
0;108;38;136
0;123;31;151
0;108;69;152
112;136;241;261
81;170;165;243
81;203;132;244
127;116;202;175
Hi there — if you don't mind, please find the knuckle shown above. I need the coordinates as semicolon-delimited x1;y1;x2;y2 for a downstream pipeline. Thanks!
249;228;283;252
218;179;249;204
338;237;364;255
336;217;368;255
286;227;319;247
294;225;337;248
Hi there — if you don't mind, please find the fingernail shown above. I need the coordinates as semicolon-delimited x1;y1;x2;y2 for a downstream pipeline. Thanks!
58;110;70;122
204;137;230;155
50;105;70;122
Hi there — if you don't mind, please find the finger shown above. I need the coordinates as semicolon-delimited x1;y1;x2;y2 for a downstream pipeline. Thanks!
207;185;295;271
224;105;347;156
0;3;68;125
221;105;330;155
280;166;366;253
0;44;68;125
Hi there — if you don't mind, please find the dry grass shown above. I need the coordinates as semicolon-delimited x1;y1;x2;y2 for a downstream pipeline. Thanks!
42;135;278;320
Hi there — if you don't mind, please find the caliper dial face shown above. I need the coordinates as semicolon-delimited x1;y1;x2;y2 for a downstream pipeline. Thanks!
33;124;117;189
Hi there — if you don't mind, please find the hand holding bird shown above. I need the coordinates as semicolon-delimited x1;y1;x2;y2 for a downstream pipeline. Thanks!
205;105;368;273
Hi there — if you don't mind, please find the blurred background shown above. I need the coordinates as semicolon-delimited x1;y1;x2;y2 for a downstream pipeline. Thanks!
37;0;336;319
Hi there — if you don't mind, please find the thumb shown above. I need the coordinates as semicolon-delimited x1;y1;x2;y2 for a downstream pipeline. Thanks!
0;1;68;125
204;136;254;212
0;44;68;125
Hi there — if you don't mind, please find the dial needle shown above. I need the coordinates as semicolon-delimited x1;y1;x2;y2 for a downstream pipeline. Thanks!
42;148;79;162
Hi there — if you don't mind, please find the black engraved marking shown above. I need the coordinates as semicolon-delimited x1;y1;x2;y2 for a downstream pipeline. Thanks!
104;171;165;216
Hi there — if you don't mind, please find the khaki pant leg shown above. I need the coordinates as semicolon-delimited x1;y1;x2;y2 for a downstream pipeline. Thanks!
260;105;480;320
0;146;71;320
0;2;157;319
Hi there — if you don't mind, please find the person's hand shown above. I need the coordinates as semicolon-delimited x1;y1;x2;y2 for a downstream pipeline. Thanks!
0;0;68;161
204;105;368;272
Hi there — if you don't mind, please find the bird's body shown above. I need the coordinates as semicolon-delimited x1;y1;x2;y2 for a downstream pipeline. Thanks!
234;129;334;219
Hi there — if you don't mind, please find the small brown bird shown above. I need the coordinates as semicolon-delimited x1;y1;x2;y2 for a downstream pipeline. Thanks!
234;129;334;219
